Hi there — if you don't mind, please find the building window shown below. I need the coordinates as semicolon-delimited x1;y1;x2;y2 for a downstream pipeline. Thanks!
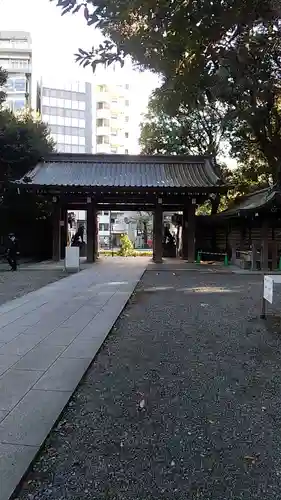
125;132;129;139
12;78;26;92
71;100;79;110
125;116;129;123
111;129;118;136
14;100;25;111
97;118;110;127
111;148;118;154
78;101;86;110
97;101;109;110
125;149;129;154
125;100;129;106
99;223;109;231
97;135;109;145
125;84;130;90
97;85;108;92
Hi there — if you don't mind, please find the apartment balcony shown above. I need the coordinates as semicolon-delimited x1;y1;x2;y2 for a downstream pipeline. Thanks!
96;143;111;154
0;47;32;56
0;61;32;74
96;107;111;119
96;126;110;135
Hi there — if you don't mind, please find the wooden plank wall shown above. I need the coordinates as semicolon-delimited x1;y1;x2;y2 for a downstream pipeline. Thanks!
195;218;281;254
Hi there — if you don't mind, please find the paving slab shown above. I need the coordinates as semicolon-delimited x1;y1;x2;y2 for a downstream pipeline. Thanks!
0;443;37;500
39;326;81;346
0;369;42;412
0;335;42;357
61;337;105;359
13;343;66;371
0;389;72;446
0;355;20;377
0;257;147;500
33;357;92;392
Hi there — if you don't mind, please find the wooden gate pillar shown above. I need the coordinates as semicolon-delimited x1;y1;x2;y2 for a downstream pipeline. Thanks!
182;205;188;260
153;202;163;263
87;202;98;263
261;219;269;271
60;207;68;260
182;201;196;261
52;202;61;262
188;203;196;262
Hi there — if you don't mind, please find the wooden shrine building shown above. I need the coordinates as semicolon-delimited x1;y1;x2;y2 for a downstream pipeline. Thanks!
17;153;227;263
197;184;281;270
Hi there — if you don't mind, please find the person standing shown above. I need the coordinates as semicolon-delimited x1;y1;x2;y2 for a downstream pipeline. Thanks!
5;233;19;271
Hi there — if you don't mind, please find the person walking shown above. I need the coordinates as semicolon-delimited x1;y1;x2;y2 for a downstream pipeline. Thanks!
5;233;19;271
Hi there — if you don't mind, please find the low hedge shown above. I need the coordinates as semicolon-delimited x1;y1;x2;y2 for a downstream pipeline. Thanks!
99;250;152;257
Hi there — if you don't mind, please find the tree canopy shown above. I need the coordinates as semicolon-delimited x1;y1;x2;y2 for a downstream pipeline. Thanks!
0;109;55;188
54;0;281;184
0;67;55;187
53;0;280;79
140;93;232;158
0;67;7;107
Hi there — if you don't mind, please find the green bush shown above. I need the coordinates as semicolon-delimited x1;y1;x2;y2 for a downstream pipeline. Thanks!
118;234;135;256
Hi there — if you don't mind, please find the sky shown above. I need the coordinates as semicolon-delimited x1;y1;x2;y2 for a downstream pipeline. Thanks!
0;0;160;113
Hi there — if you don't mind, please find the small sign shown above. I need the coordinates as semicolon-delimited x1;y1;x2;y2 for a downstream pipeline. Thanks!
264;276;273;304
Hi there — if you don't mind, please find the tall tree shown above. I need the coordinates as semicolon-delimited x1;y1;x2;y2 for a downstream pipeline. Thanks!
140;93;232;157
0;109;55;188
54;0;281;181
53;0;279;77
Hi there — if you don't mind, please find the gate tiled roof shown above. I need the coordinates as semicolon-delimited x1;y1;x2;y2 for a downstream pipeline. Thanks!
19;154;223;189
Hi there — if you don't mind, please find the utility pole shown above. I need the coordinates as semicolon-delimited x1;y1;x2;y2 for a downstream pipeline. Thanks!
25;71;31;109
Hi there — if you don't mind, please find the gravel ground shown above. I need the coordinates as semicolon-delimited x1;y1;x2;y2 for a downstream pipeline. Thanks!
13;270;281;500
0;265;67;306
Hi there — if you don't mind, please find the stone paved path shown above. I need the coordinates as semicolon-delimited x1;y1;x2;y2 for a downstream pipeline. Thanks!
0;266;66;307
12;269;281;500
0;257;148;500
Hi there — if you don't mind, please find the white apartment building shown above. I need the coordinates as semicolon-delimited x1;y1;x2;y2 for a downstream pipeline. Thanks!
0;31;32;111
91;70;141;243
93;82;132;155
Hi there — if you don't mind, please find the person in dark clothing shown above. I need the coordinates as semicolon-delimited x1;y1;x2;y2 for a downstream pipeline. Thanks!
5;233;19;271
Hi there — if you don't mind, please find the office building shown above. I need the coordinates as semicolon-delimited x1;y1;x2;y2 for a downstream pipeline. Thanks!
37;79;92;154
0;31;32;111
37;69;141;245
